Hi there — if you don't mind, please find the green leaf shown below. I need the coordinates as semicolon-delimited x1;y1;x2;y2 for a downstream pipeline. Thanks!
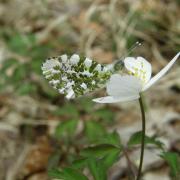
81;144;120;159
160;152;180;177
0;58;19;72
55;119;78;139
100;131;121;146
94;108;115;122
16;82;37;95
6;33;36;55
53;103;79;118
48;168;64;179
128;131;164;149
72;146;121;172
11;63;28;82
88;158;107;180
48;168;88;180
102;149;120;169
77;97;94;113
84;121;106;142
72;157;89;169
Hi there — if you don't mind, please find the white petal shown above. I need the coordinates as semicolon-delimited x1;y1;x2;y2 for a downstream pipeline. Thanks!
143;52;180;91
124;57;152;83
107;74;142;97
93;95;140;103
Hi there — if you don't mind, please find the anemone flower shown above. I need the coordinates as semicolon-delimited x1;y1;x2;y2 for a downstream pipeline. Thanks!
93;52;180;103
93;52;179;180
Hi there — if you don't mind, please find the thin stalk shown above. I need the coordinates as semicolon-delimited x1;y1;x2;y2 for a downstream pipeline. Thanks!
136;94;146;180
123;148;136;179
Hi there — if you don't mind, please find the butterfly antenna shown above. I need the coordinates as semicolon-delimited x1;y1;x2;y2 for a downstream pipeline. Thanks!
113;41;142;71
121;41;142;60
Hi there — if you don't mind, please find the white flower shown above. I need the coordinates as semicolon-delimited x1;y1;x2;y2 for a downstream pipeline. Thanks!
93;52;180;103
84;58;92;68
70;54;80;65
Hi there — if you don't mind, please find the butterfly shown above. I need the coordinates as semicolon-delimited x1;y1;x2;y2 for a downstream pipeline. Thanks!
41;54;122;99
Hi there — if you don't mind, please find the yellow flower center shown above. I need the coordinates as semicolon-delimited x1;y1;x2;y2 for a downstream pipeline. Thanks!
128;62;147;84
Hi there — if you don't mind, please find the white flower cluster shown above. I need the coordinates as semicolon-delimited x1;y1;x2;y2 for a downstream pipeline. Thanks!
42;54;114;99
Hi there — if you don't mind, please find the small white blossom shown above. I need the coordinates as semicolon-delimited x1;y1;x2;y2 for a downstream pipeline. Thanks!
93;52;180;103
70;54;80;65
84;58;92;68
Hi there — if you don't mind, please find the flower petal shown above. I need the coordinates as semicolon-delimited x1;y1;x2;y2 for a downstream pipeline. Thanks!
93;95;140;103
124;57;152;83
107;74;142;97
143;52;180;91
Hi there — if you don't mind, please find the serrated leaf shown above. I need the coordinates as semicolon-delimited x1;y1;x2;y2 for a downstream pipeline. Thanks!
81;144;120;159
128;131;164;149
48;168;88;180
160;152;180;177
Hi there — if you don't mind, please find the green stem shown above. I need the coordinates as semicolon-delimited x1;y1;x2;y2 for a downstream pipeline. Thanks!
136;94;146;180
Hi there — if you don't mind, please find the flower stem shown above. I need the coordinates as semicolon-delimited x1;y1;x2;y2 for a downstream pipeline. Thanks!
136;94;146;180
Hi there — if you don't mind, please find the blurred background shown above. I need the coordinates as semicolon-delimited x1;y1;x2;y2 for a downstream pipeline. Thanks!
0;0;179;179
